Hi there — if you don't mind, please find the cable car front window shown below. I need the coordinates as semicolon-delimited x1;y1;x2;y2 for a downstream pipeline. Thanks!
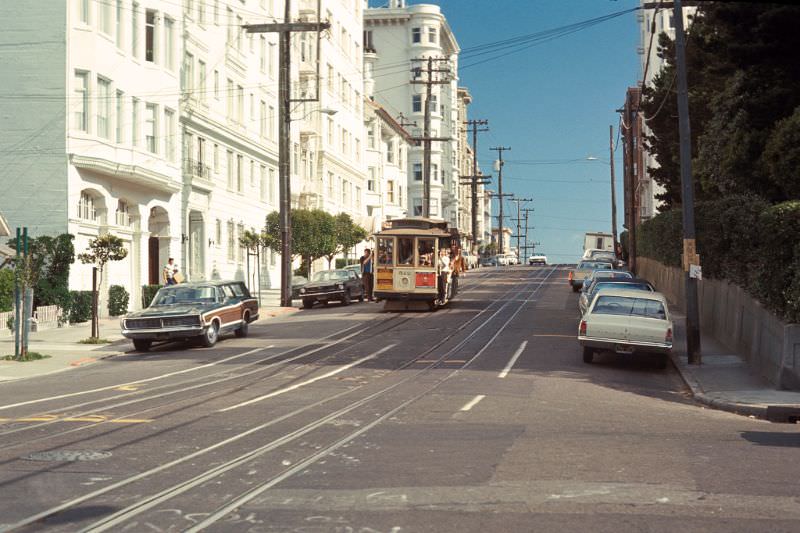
417;238;435;267
397;237;414;266
377;237;394;266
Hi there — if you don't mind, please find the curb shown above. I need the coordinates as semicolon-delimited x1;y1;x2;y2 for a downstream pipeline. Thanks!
669;352;770;420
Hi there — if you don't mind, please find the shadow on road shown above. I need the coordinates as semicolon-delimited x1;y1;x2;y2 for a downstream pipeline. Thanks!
740;431;800;447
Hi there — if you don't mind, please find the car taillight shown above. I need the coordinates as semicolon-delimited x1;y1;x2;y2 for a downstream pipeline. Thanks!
568;271;574;281
665;328;673;344
579;320;587;336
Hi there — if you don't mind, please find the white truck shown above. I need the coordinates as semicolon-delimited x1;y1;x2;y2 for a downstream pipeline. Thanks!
583;232;614;254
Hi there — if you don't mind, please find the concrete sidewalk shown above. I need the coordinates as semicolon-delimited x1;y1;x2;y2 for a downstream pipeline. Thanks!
0;289;297;383
671;311;800;423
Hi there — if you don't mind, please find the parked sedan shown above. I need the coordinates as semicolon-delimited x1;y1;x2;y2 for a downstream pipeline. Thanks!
121;281;259;351
299;269;364;308
568;260;614;292
528;254;548;265
579;289;673;368
579;277;654;316
494;254;510;266
480;256;498;267
579;269;633;300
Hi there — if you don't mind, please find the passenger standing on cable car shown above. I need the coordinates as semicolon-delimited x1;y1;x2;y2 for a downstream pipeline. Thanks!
450;243;465;295
438;247;451;302
360;248;374;301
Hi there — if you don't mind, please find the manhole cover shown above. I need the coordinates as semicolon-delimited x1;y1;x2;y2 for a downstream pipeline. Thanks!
24;450;112;462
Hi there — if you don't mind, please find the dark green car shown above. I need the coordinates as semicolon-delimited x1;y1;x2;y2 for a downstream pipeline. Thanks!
298;269;364;309
121;280;259;351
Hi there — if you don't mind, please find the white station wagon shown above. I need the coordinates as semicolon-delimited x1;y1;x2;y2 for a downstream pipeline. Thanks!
578;289;673;368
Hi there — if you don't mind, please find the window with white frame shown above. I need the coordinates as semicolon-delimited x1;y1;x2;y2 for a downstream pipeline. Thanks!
197;0;205;25
98;0;112;35
269;167;276;202
412;95;421;113
412;197;422;216
260;164;267;201
411;27;421;43
215;219;221;245
269;105;276;139
236;155;243;191
79;0;89;24
131;97;139;146
144;103;157;153
214;70;219;99
430;197;439;216
386;140;394;164
165;17;175;70
116;0;123;47
355;186;361;209
428;26;438;44
164;108;176;161
213;143;219;173
227;220;235;260
73;71;88;132
131;2;139;57
249;159;255;187
432;163;438;181
198;60;206;102
260;36;267;72
367;167;376;192
226;150;234;189
413;163;422;181
116;200;131;226
96;77;111;139
237;223;245;262
115;90;124;143
78;192;97;221
387;180;395;204
183;52;194;92
260;100;266;137
367;124;375;149
145;9;156;63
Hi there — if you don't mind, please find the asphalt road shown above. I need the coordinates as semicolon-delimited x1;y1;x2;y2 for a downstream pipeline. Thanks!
0;266;799;533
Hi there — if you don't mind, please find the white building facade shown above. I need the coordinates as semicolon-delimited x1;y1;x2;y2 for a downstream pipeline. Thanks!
0;0;184;312
364;0;462;231
637;3;696;219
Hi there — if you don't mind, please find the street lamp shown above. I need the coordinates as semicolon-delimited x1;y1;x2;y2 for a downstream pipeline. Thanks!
587;128;619;258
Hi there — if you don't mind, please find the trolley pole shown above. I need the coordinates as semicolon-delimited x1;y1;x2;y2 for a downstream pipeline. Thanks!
490;146;510;254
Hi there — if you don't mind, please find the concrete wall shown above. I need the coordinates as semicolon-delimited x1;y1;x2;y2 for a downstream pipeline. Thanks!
638;257;800;390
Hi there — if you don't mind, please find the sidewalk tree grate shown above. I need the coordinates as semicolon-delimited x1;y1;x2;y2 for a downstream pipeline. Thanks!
23;450;112;462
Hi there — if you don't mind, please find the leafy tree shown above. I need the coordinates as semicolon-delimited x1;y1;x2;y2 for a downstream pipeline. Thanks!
0;269;13;313
6;234;75;311
78;234;128;338
324;213;368;268
762;106;800;200
264;209;337;275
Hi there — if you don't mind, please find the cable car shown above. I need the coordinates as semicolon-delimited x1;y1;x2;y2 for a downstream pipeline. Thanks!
373;218;460;311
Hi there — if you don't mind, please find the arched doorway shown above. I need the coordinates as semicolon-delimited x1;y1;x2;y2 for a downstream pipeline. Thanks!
187;210;205;281
147;206;170;285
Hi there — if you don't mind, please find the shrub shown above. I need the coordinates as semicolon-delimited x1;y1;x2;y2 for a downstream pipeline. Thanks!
108;285;129;316
141;284;161;308
68;291;93;324
0;269;14;313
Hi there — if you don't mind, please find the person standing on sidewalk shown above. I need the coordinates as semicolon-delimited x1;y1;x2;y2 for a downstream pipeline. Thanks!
360;248;374;301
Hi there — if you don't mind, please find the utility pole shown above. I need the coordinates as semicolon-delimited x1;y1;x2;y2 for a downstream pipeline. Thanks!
609;124;619;255
490;146;510;254
245;3;330;308
673;0;701;364
522;207;535;259
462;119;489;252
509;197;532;258
410;57;451;218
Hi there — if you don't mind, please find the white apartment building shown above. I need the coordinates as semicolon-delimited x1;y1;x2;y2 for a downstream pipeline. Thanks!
363;100;411;233
180;0;283;290
0;0;183;312
298;0;368;238
637;3;696;219
364;0;462;230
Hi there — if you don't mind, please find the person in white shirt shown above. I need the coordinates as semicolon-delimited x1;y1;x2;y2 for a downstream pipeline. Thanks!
163;258;179;285
438;248;451;301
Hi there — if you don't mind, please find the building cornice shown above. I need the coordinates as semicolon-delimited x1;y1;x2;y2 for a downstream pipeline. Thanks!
69;154;181;194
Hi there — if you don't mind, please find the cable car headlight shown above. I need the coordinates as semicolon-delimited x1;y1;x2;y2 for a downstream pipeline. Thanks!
299;288;306;294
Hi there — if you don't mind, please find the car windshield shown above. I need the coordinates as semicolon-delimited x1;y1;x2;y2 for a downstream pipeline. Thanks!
311;270;349;282
590;282;652;295
592;270;631;281
153;286;218;305
591;295;666;319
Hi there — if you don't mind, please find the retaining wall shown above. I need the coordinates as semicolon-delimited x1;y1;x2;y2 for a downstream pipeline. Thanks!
637;257;800;390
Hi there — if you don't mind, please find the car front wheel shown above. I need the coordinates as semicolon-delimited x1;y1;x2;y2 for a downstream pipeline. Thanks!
582;346;594;364
234;317;249;338
341;290;351;306
302;298;314;309
201;321;219;347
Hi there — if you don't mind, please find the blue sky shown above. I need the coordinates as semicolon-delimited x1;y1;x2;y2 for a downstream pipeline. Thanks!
370;0;642;262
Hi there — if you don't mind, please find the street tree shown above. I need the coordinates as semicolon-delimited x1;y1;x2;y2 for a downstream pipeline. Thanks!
77;234;128;339
324;213;368;268
264;209;337;276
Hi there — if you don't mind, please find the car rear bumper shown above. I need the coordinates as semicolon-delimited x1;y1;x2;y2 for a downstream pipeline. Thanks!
579;336;672;354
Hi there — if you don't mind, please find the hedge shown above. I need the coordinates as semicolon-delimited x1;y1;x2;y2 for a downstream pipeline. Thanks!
68;291;93;324
108;285;129;316
0;269;13;313
636;196;800;322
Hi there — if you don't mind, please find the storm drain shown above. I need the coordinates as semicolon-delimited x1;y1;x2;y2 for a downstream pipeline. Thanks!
23;450;112;462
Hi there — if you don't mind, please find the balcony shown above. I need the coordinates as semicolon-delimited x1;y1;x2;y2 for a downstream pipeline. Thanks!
184;158;213;192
